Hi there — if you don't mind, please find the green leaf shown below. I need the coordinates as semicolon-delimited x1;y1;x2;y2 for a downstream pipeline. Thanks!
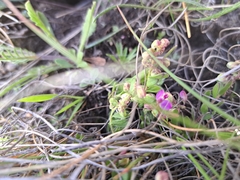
55;98;83;115
37;11;55;37
18;94;58;102
147;85;161;93
200;103;208;114
143;95;156;104
205;90;211;96
54;59;74;68
0;45;36;62
0;64;61;98
66;100;84;126
126;48;137;61
25;1;55;38
219;147;230;180
146;78;158;87
106;54;118;63
109;113;128;132
77;1;96;64
75;133;84;140
147;73;169;87
59;95;84;100
203;113;212;120
212;82;220;98
219;81;232;96
212;81;232;98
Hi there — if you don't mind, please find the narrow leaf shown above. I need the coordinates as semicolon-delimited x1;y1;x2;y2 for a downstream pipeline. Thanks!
66;100;84;126
219;81;232;96
77;1;96;63
55;98;83;115
212;83;220;98
54;59;74;68
25;1;55;38
18;94;58;102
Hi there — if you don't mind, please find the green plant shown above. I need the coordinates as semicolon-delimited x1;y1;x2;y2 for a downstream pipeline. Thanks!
18;94;85;126
108;39;171;132
106;42;137;64
0;0;97;117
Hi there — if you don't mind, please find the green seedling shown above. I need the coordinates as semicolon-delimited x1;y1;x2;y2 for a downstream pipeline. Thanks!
106;42;137;64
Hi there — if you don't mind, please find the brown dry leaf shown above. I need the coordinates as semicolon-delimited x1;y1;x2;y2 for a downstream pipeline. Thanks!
84;56;106;66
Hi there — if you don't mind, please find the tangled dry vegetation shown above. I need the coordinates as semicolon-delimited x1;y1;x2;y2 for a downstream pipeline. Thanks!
0;0;240;179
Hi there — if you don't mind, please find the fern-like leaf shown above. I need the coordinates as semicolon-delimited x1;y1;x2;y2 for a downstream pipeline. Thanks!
0;45;37;62
25;1;55;39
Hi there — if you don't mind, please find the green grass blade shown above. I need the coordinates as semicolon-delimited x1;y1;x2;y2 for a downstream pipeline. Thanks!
189;147;220;178
219;147;230;180
77;1;96;67
55;98;84;115
192;1;240;22
65;100;84;127
181;146;211;180
18;94;58;102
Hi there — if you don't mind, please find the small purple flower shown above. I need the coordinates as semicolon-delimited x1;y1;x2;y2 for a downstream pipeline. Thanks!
179;90;187;102
156;89;173;110
160;100;172;110
156;89;168;103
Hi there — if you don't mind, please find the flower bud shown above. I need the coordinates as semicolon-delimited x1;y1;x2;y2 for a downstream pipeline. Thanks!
144;104;152;110
109;97;118;109
119;93;131;106
227;60;240;69
136;85;146;98
179;90;187;102
151;39;170;56
227;62;237;69
217;73;230;82
123;82;130;92
142;51;150;60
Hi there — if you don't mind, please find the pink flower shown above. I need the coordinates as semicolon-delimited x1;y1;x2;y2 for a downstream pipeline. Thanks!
160;100;172;110
179;90;187;102
156;89;168;103
156;89;173;110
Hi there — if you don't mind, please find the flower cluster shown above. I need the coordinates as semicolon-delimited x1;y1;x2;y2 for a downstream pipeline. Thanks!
142;38;171;70
156;89;173;110
155;89;187;111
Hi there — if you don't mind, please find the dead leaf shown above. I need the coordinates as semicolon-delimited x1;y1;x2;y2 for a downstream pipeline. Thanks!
84;57;106;66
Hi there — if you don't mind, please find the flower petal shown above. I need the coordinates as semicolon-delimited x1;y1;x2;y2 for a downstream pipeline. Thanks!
156;89;165;103
179;90;187;101
160;100;172;110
